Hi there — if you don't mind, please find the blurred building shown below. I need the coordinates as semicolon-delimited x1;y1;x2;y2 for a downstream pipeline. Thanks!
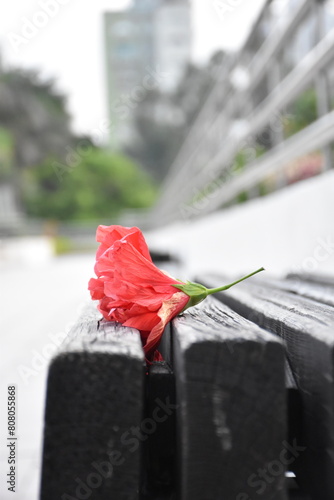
104;0;192;149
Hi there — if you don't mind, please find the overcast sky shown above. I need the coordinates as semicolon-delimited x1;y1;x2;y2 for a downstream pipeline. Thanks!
0;0;266;137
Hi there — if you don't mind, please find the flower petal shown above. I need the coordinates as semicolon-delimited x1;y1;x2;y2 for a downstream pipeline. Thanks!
96;225;130;244
89;224;189;364
96;225;152;262
88;278;105;300
103;279;172;309
143;292;189;358
123;312;160;331
109;240;183;290
152;350;164;362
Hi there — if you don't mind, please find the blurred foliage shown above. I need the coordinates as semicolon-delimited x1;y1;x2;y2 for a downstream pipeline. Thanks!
125;51;227;182
0;67;157;221
230;88;318;202
0;69;72;169
233;146;266;204
186;143;266;210
53;236;74;255
283;88;317;138
22;147;157;220
0;127;14;181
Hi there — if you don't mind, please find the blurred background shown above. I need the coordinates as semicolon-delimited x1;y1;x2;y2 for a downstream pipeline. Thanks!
1;0;334;498
0;0;269;255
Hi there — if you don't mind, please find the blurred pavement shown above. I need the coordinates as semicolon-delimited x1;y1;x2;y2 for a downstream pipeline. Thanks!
0;253;95;500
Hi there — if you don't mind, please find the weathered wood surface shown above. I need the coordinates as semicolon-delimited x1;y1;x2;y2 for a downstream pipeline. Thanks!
287;272;334;288
255;275;334;308
285;359;304;495
200;274;334;500
40;304;144;500
172;296;286;500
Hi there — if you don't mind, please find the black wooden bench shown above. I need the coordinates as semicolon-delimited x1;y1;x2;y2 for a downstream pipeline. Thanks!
40;267;334;500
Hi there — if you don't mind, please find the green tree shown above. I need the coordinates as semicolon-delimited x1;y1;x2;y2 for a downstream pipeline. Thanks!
0;127;14;182
0;69;72;170
22;147;157;220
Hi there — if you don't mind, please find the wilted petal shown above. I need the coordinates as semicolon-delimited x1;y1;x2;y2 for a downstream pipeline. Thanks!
144;292;189;359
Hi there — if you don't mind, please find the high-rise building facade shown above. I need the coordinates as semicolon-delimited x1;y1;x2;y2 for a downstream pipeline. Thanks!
104;0;191;148
154;1;192;92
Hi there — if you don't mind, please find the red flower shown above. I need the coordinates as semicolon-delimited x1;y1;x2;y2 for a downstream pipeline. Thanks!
88;225;190;361
89;224;265;362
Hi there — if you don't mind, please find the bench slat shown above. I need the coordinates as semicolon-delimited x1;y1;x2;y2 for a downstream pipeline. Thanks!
257;275;334;308
172;296;286;500
201;275;334;500
40;305;144;500
287;272;334;288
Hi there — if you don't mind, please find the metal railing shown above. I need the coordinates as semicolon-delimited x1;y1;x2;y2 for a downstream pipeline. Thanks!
149;0;334;227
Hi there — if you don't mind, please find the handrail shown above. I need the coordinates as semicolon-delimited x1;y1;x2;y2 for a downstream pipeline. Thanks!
196;109;334;216
153;0;313;219
150;0;334;226
245;0;310;95
156;20;334;219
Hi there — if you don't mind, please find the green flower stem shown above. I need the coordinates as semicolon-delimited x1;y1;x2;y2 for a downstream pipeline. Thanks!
206;267;265;295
